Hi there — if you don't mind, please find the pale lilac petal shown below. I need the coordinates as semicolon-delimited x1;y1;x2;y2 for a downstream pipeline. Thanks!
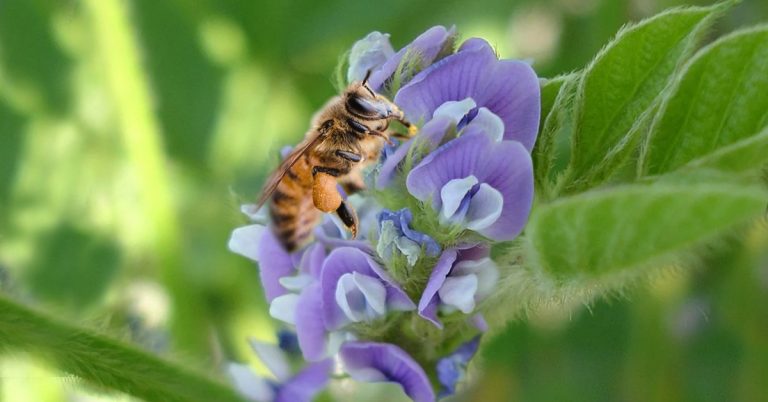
432;98;476;121
295;283;328;361
376;116;454;189
466;107;504;142
278;274;313;291
335;272;387;322
436;336;481;397
276;359;334;402
269;294;300;325
368;26;455;91
340;342;436;402
347;32;395;83
418;249;458;327
407;132;533;241
248;339;292;382
469;314;489;332
227;363;274;402
465;183;504;231
438;275;478;314
299;243;326;279
228;224;265;261
321;247;413;329
440;176;478;219
257;230;296;301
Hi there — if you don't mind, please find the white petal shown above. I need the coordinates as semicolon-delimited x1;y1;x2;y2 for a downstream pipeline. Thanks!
347;32;395;83
279;274;314;291
453;258;499;301
352;272;387;317
438;275;478;314
227;363;274;402
440;176;478;220
465;183;504;231
240;204;269;223
228;224;266;261
248;339;292;382
336;273;362;322
466;107;504;142
269;294;300;325
432;98;476;122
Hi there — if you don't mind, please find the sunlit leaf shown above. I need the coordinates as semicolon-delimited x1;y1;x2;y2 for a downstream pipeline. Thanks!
526;183;767;281
565;2;732;191
640;26;768;176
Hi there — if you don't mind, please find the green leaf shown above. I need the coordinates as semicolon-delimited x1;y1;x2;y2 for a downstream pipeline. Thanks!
526;183;767;281
682;127;768;173
0;294;245;402
534;74;580;199
565;2;732;191
640;26;768;176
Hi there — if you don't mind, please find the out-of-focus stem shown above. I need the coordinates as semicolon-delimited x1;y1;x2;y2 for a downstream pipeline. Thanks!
82;0;210;360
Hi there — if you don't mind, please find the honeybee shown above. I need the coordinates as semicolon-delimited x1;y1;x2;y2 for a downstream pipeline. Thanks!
255;72;415;251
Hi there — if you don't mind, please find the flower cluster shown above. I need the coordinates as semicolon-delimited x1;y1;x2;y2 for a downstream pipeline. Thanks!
229;25;539;402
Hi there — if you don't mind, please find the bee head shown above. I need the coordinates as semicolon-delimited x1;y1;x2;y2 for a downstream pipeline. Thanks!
344;71;395;119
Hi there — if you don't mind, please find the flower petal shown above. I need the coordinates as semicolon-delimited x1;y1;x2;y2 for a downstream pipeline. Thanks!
276;359;334;402
440;176;478;219
227;363;274;402
320;247;380;330
432;98;476;121
228;224;265;262
295;283;328;361
269;294;300;325
438;275;478;314
347;32;395;83
340;342;436;402
369;25;455;91
376;115;454;189
248;339;292;382
395;42;496;123
396;38;540;150
465;183;504;231
407;132;533;241
465;107;504;142
418;249;458;328
436;336;481;397
474;59;540;150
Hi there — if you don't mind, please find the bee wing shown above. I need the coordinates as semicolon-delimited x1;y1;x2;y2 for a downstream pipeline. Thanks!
255;131;325;209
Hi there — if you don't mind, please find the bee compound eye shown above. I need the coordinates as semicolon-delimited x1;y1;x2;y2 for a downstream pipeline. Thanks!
346;95;380;118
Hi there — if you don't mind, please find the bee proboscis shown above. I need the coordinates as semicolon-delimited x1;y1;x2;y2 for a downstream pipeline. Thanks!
255;72;415;251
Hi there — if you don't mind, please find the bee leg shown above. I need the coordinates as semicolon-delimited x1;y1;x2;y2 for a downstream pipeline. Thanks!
336;201;359;239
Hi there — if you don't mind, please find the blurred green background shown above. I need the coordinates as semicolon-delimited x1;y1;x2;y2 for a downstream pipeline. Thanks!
1;0;766;401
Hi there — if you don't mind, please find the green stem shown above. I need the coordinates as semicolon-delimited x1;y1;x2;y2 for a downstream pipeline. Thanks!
82;0;210;358
0;294;244;402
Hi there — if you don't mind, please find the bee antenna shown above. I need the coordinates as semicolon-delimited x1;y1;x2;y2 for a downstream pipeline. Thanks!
362;70;376;97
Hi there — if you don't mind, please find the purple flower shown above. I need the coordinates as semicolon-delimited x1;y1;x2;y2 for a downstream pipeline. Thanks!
347;31;395;83
361;25;456;92
228;339;333;402
395;38;540;150
376;208;441;267
228;224;298;302
406;131;534;242
340;342;435;402
321;247;415;331
418;246;498;328
436;336;481;397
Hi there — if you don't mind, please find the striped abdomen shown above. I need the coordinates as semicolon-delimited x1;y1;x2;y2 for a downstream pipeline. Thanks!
269;155;322;251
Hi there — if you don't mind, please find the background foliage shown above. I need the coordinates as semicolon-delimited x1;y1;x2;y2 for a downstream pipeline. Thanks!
0;0;766;401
